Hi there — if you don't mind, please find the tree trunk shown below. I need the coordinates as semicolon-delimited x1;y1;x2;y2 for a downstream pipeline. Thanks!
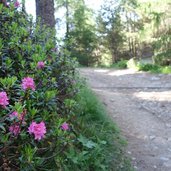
35;0;55;28
65;0;69;38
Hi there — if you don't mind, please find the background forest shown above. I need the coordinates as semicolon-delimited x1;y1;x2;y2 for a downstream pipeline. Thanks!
54;0;171;68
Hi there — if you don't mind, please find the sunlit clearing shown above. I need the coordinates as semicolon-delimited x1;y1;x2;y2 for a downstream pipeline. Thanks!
107;69;137;76
134;91;171;102
94;69;109;73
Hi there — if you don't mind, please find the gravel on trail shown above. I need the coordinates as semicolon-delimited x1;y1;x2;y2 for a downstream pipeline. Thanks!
80;68;171;171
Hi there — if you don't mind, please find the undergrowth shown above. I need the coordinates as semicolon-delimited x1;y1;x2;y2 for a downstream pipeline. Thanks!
110;58;171;74
128;60;171;74
74;87;133;171
111;60;128;69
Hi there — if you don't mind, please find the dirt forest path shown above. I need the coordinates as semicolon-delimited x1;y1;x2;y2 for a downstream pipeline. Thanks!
80;68;171;171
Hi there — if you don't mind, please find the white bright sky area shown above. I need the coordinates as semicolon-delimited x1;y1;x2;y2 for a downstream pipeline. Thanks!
25;0;103;17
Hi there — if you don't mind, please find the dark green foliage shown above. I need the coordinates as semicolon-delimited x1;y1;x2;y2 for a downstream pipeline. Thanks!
150;2;171;65
111;60;128;69
56;0;98;66
67;2;98;66
0;4;56;78
69;28;97;66
95;0;171;67
72;87;133;171
138;63;160;72
0;4;80;170
138;64;171;74
97;2;124;63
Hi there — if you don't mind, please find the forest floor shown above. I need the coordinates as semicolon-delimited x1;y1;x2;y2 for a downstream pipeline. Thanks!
80;68;171;171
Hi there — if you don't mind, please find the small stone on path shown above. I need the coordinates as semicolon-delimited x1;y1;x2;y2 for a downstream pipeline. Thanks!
160;157;169;161
151;76;160;81
149;135;156;140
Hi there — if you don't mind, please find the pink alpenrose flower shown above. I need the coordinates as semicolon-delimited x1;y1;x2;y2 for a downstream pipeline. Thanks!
0;91;9;107
9;124;21;136
9;111;18;119
14;0;20;8
61;122;69;131
28;121;46;140
37;61;45;69
21;77;35;91
9;111;26;125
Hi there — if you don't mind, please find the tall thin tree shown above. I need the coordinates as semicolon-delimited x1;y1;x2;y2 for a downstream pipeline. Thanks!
35;0;55;28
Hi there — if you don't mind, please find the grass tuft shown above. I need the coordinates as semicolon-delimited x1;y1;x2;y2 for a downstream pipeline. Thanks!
75;87;133;171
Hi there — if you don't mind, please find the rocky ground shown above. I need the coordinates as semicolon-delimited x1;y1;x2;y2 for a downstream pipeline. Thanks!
80;68;171;171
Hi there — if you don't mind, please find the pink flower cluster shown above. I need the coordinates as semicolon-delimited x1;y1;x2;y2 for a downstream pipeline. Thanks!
9;111;18;119
9;111;25;122
0;91;9;107
0;74;50;141
28;121;46;140
61;122;69;131
9;110;26;136
22;77;35;91
37;61;45;69
14;0;20;8
8;110;47;140
9;124;20;136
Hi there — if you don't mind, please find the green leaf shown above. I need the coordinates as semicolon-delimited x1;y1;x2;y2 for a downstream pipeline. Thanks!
78;135;97;149
0;123;6;132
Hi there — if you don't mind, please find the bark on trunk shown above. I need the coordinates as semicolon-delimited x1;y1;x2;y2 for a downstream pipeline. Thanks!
35;0;55;28
65;0;69;38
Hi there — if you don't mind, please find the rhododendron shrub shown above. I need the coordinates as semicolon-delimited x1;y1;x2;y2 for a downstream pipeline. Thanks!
0;4;80;170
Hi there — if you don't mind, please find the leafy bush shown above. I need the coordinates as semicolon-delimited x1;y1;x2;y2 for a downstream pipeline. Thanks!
127;59;162;73
111;60;128;69
153;51;171;67
127;61;171;74
0;4;80;170
138;63;161;73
